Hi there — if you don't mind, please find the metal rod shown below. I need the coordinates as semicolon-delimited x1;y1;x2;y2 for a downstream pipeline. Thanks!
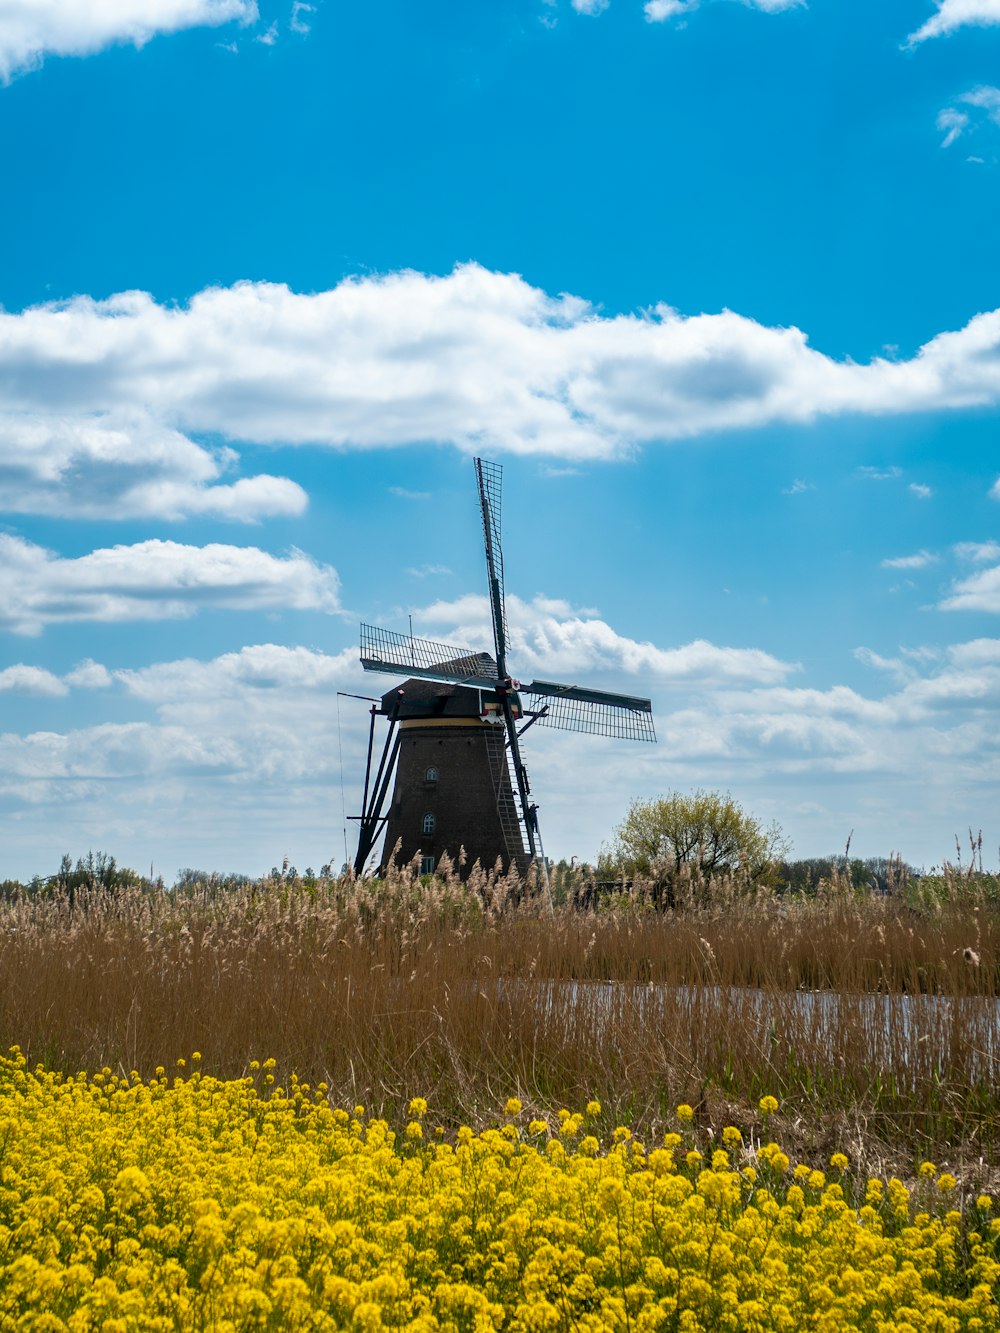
500;690;537;862
359;705;376;826
516;706;549;739
352;723;399;874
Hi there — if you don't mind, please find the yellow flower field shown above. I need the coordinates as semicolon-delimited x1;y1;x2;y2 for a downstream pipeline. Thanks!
0;1048;997;1332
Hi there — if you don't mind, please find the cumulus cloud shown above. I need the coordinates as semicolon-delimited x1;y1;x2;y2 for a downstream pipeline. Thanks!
908;0;1000;44
411;591;796;686
940;563;1000;613
0;411;306;522
0;664;68;696
0;657;113;694
0;535;341;635
64;658;113;688
0;0;258;82
6;266;1000;465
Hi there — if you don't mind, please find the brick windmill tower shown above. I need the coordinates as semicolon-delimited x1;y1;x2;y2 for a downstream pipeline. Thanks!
351;458;655;881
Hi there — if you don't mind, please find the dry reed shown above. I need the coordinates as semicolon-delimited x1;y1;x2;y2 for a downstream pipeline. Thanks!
0;858;997;1173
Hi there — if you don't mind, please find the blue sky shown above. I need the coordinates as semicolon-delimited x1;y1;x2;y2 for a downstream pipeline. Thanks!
1;0;1000;879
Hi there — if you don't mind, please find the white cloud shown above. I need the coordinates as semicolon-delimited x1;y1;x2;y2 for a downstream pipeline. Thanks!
405;564;452;579
908;0;1000;44
645;0;693;17
0;535;341;635
0;0;258;82
781;478;814;495
937;86;1000;149
413;591;797;686
853;647;914;683
940;563;1000;613
572;0;610;13
0;411;306;522
938;107;970;148
289;1;314;33
64;658;113;689
0;664;67;696
255;20;277;44
881;550;937;570
9;266;1000;464
0;657;113;694
644;0;800;20
955;540;1000;562
909;482;933;498
857;466;902;480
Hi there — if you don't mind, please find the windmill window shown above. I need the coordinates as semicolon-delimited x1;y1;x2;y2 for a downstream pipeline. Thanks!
424;766;439;784
420;855;435;875
422;812;436;835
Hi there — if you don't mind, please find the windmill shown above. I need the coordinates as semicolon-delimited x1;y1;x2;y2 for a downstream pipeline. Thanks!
350;458;655;883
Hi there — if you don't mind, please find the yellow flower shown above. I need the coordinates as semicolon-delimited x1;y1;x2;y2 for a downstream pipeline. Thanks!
405;1121;423;1141
976;1194;992;1210
830;1152;848;1172
676;1103;695;1122
721;1126;742;1147
919;1161;937;1178
504;1097;522;1116
585;1099;602;1116
408;1097;428;1118
758;1095;779;1114
936;1173;957;1192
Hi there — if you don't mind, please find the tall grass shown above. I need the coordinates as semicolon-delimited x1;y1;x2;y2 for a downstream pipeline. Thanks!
0;858;996;1170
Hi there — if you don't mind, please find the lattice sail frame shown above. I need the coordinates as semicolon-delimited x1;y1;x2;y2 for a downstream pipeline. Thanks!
475;457;509;673
522;689;656;742
360;624;496;685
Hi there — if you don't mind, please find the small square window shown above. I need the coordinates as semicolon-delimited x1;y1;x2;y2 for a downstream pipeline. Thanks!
420;855;435;874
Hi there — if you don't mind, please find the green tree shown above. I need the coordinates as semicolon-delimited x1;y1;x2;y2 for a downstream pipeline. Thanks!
601;790;788;885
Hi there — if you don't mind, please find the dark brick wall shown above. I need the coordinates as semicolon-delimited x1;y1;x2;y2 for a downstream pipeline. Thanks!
380;720;525;877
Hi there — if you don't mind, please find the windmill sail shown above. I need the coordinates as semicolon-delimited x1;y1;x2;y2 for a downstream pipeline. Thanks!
523;680;656;742
475;458;509;677
360;624;497;687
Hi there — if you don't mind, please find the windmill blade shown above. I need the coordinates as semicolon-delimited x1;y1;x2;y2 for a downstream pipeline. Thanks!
523;679;656;742
360;623;498;687
475;458;509;678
